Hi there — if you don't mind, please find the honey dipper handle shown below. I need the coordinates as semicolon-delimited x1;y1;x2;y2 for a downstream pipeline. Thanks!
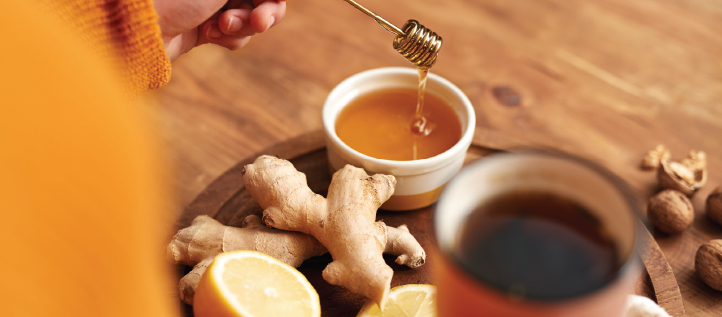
343;0;405;36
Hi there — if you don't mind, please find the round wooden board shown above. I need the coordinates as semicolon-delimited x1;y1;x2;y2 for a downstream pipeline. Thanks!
174;130;683;316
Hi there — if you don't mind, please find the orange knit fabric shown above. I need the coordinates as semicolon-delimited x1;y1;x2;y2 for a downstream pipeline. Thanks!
1;1;176;316
47;0;172;97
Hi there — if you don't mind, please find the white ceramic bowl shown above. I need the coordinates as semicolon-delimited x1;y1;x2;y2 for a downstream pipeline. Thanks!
322;67;475;211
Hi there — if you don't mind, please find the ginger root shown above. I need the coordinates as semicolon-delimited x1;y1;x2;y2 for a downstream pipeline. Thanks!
167;214;326;304
168;214;426;304
385;224;426;268
242;155;400;308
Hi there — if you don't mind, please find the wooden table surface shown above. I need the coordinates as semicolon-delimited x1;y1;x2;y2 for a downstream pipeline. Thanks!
148;0;722;315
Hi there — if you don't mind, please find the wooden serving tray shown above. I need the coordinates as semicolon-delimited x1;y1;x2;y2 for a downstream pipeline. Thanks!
174;130;684;317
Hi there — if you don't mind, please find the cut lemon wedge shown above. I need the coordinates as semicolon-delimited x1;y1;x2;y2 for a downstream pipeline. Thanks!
356;284;437;317
193;250;320;317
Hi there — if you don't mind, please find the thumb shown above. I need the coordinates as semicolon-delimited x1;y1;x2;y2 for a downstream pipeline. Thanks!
155;0;228;38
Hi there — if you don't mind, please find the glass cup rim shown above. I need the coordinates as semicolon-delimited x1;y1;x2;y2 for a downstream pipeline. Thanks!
434;150;644;302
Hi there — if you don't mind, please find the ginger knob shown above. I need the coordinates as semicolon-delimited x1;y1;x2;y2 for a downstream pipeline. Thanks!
695;239;722;291
243;155;399;308
706;187;722;226
647;189;694;234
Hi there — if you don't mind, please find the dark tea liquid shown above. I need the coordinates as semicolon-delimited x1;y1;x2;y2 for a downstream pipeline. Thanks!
455;191;620;300
335;87;461;161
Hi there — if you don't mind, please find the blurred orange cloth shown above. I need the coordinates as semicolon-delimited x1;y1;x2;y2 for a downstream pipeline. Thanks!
46;0;172;97
0;1;176;316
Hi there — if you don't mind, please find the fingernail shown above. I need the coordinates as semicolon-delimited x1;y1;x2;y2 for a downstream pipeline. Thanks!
265;16;275;32
227;16;241;33
207;24;222;39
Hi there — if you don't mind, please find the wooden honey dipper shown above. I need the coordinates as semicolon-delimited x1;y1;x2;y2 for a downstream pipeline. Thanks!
343;0;442;69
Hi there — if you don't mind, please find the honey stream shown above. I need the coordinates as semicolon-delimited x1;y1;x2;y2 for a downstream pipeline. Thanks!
410;68;430;160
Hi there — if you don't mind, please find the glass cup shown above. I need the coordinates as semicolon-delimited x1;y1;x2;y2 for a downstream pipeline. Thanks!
322;67;475;211
434;152;642;316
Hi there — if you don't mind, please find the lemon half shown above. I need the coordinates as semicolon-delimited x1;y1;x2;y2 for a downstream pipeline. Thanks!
194;250;321;317
356;284;437;317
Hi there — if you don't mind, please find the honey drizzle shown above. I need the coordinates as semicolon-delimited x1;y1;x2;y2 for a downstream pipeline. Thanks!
411;68;431;160
415;68;429;123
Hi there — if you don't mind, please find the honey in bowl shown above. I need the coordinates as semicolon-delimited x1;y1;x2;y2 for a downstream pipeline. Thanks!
335;87;461;161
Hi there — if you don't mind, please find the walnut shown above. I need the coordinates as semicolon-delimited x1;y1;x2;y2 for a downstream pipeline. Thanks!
657;155;707;196
695;239;722;291
706;187;722;226
642;145;671;169
681;150;706;171
641;145;671;170
647;189;694;234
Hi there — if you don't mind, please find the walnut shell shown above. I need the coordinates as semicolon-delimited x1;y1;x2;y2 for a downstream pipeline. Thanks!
647;189;694;234
681;150;706;171
695;239;722;291
641;144;671;170
707;187;722;226
658;160;707;196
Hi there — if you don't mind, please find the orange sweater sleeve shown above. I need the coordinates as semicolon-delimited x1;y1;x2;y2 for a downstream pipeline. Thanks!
1;1;176;316
48;0;172;96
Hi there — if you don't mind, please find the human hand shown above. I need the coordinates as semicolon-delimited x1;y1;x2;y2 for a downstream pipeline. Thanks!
154;0;287;61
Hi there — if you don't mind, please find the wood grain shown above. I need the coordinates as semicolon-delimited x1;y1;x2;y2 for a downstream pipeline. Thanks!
640;220;686;316
149;0;722;315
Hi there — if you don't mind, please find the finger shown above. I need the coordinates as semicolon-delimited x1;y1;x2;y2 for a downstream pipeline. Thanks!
219;8;255;36
249;0;287;33
198;20;252;50
223;0;247;10
155;0;227;37
212;35;253;51
196;20;217;46
252;0;285;8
